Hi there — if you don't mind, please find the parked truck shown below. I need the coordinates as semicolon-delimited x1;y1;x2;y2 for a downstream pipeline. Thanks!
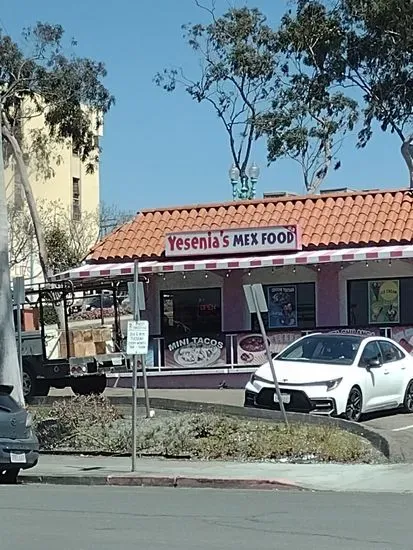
19;280;131;401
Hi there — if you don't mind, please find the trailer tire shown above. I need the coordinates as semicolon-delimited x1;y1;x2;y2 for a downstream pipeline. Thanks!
71;375;106;396
22;365;37;403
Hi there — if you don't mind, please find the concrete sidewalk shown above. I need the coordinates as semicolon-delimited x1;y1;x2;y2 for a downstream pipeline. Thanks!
18;454;413;493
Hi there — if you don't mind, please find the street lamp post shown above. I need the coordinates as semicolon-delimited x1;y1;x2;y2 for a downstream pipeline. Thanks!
228;162;260;200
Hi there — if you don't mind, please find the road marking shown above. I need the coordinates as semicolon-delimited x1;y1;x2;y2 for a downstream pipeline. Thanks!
392;424;413;432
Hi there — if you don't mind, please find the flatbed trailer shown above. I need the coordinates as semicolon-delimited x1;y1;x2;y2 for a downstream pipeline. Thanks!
20;280;131;400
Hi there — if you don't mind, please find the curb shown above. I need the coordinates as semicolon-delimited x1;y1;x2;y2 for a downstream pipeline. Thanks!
21;473;307;491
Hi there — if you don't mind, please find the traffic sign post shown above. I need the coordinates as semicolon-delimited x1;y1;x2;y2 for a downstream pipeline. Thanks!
128;261;151;472
243;284;288;426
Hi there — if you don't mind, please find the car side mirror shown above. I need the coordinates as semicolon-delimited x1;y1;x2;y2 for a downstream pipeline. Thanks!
367;357;381;368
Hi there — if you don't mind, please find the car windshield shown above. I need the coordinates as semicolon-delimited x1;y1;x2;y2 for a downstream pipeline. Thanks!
276;334;362;365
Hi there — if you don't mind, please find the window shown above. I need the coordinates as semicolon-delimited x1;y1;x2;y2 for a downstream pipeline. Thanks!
379;340;404;363
277;334;361;365
348;278;413;326
72;177;81;221
161;288;221;339
252;282;316;331
359;341;382;367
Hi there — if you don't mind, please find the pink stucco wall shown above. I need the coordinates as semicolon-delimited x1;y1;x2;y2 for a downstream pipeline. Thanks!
316;264;340;327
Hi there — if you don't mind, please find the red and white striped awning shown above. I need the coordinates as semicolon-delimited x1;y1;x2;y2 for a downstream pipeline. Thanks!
50;244;413;282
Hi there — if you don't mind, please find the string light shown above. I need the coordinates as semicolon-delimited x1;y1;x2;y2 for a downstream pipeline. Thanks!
365;261;369;267
182;272;186;279
389;259;392;267
225;270;231;278
247;270;251;277
340;263;344;270
205;272;208;279
292;266;296;274
317;265;321;272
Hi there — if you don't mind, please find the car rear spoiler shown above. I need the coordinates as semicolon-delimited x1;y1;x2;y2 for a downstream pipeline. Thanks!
0;385;13;395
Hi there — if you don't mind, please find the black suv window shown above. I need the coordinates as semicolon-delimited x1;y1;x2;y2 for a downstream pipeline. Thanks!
359;341;382;367
379;341;404;363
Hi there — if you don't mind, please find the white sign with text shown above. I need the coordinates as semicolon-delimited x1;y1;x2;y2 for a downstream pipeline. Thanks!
165;225;301;257
127;320;149;355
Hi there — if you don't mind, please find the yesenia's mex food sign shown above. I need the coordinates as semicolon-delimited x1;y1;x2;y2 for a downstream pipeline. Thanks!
165;225;301;257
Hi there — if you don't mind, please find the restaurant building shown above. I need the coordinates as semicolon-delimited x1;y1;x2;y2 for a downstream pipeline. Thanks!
52;187;413;387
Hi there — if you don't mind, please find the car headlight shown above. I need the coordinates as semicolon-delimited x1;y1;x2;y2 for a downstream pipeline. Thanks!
325;378;343;391
250;373;271;385
25;412;33;428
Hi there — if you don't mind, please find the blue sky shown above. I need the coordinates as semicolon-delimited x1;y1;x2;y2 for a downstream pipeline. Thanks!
3;0;408;213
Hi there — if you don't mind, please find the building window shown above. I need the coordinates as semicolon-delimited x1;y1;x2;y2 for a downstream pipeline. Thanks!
72;177;81;221
251;283;316;331
14;171;24;210
160;288;222;339
348;278;413;326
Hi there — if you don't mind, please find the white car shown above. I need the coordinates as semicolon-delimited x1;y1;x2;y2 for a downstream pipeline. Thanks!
244;333;413;422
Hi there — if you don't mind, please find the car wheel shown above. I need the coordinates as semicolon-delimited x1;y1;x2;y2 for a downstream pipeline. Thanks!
402;380;413;413
0;469;19;484
344;386;363;422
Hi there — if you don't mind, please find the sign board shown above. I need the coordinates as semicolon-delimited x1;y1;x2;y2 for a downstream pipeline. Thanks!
165;225;301;257
126;320;149;355
243;284;268;314
127;281;146;312
12;277;25;306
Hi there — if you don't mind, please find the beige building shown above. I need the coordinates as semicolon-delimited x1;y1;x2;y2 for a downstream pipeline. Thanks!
5;104;102;284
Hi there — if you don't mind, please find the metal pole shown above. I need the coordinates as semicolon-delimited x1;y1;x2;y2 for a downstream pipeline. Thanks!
251;287;288;426
16;304;23;381
131;260;139;472
142;353;150;418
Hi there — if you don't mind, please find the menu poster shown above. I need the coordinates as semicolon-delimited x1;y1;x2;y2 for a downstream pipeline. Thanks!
368;280;400;324
392;327;413;355
267;285;297;329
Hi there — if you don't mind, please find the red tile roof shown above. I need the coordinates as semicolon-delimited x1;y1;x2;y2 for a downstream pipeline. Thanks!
89;188;413;262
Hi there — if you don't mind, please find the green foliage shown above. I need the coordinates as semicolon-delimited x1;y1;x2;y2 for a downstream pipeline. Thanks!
0;22;114;174
282;0;413;183
155;6;280;184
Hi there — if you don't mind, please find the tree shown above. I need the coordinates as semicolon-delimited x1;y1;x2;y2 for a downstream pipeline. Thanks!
155;2;357;195
7;201;34;270
280;0;413;187
0;22;113;400
155;4;280;199
39;201;100;273
99;202;134;238
255;72;358;193
0;22;114;279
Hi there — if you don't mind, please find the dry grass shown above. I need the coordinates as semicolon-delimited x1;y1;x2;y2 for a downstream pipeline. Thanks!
31;396;373;463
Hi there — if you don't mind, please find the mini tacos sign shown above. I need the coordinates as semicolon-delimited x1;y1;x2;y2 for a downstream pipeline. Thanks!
165;225;301;257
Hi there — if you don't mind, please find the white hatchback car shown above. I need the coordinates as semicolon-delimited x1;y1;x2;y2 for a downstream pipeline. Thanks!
244;333;413;421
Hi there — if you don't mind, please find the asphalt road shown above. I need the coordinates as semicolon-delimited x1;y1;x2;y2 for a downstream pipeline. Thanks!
1;485;412;549
51;387;413;460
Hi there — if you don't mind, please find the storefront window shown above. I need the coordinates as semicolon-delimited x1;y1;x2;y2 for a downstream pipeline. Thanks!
252;283;316;331
160;288;221;338
348;278;413;326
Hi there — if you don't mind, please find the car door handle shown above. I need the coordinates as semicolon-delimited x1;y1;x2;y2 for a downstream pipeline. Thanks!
384;370;390;375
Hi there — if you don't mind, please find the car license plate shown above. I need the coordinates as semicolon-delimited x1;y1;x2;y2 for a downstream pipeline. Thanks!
10;452;26;464
274;393;291;404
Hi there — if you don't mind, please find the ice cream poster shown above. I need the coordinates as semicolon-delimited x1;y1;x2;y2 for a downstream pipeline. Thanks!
368;280;400;324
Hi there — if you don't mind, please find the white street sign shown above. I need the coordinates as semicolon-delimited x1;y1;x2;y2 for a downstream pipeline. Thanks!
243;284;268;314
127;320;149;355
